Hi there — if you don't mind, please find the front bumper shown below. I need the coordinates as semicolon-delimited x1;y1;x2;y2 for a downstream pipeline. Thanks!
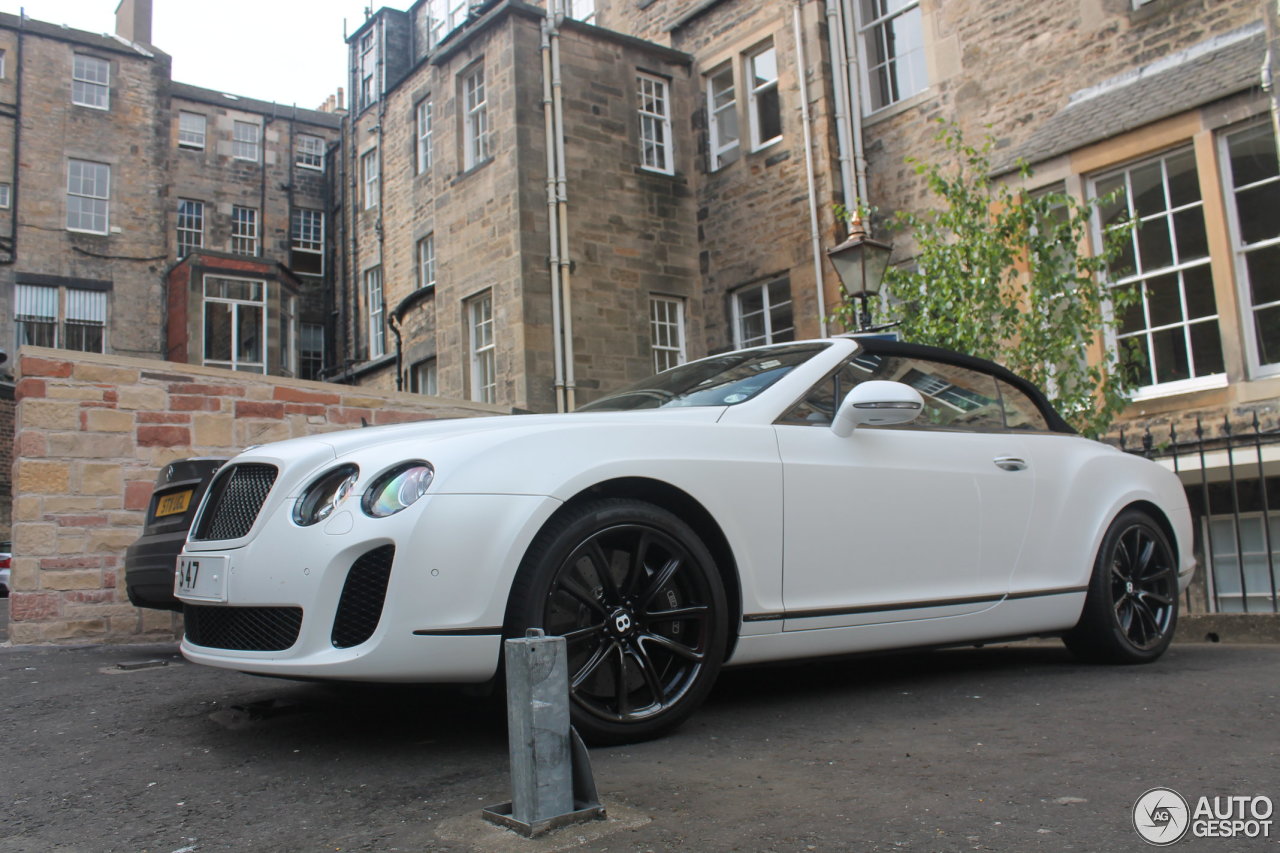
177;492;559;683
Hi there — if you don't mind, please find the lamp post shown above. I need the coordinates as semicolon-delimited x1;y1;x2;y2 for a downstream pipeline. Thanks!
827;211;893;332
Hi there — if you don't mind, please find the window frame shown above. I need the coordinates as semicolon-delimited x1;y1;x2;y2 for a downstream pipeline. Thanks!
176;198;205;257
178;111;207;150
230;205;259;256
732;278;794;348
232;120;261;162
745;43;782;151
66;159;110;235
71;54;110;110
14;283;107;354
416;99;433;175
417;233;436;290
463;66;489;170
637;72;674;175
290;208;324;275
649;295;687;373
296;134;325;170
410;357;438;395
468;291;496;403
202;274;267;373
1090;146;1225;398
366;266;385;359
705;64;739;171
1219;119;1280;379
0;182;10;209
855;0;928;114
362;148;380;209
299;322;325;381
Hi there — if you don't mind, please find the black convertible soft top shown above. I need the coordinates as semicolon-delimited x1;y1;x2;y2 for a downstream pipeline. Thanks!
847;336;1076;435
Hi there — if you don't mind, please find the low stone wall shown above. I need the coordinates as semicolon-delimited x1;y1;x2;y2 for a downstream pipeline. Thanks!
7;347;505;645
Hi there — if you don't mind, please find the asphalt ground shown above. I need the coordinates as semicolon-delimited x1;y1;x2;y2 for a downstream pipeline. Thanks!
1;638;1277;853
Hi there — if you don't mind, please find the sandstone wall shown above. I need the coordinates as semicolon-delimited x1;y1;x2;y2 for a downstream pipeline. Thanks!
6;347;503;645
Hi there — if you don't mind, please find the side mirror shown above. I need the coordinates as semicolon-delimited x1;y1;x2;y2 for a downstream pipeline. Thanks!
831;380;924;437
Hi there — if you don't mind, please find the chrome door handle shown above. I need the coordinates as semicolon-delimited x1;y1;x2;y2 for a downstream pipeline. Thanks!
994;456;1028;472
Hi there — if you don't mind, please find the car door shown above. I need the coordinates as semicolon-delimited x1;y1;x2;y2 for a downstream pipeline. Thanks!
774;353;1036;629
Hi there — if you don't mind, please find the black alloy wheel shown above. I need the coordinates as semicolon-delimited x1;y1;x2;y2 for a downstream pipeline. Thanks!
507;498;728;744
1065;509;1178;663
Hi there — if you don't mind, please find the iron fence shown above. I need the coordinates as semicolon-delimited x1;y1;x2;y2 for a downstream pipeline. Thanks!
1115;413;1280;614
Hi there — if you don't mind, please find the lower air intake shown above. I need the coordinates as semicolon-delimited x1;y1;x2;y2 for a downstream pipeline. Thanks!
331;545;396;648
184;605;303;652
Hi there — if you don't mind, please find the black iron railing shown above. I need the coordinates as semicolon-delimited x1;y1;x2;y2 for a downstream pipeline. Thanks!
1114;413;1280;615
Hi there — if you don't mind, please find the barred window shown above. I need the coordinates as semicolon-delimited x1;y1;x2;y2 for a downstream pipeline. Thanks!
15;284;106;353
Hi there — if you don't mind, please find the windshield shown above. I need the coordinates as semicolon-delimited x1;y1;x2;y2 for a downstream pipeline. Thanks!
577;343;829;412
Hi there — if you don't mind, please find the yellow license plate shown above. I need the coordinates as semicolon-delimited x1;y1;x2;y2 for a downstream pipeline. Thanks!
155;490;193;518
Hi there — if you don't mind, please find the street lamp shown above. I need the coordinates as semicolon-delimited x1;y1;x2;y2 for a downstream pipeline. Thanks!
827;211;893;332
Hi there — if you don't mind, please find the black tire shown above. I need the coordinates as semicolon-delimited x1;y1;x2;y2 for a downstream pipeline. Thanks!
1064;509;1178;663
505;498;728;745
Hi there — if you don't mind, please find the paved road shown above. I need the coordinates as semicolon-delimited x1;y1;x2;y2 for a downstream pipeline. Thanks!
1;640;1277;852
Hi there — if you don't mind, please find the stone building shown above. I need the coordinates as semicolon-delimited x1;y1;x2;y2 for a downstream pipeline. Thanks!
0;2;342;381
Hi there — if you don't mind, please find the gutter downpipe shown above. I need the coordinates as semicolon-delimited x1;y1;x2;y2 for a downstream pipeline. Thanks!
541;12;567;412
3;12;25;265
551;0;576;410
837;0;869;204
794;1;828;337
823;0;856;210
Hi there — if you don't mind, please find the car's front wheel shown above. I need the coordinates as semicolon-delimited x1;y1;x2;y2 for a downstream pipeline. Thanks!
506;498;728;744
1064;509;1178;663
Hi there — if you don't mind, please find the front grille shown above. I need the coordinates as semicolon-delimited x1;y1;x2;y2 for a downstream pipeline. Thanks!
184;605;303;651
331;545;396;649
192;463;277;541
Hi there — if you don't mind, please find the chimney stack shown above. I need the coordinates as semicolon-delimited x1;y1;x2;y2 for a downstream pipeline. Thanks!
115;0;153;45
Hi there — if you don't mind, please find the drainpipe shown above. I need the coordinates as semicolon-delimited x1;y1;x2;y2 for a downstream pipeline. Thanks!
550;0;576;410
794;1;828;337
823;0;855;210
541;14;567;413
389;312;404;390
837;0;869;204
1;13;25;265
1266;48;1280;174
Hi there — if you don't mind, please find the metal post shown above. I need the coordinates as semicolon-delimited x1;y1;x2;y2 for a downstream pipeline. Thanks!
1224;418;1250;613
482;629;605;837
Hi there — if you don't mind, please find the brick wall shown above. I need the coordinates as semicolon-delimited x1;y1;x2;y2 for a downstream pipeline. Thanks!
6;346;504;645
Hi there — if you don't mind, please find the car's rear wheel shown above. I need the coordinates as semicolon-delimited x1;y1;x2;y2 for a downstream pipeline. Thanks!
506;498;728;745
1064;509;1178;663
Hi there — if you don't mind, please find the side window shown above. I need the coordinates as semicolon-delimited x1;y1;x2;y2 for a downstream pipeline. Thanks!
998;379;1050;431
779;354;1005;431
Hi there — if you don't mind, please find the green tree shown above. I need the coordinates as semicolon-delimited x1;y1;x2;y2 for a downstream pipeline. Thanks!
833;121;1137;437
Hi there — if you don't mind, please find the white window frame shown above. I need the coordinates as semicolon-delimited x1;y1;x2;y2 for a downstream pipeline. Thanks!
637;73;673;175
417;233;436;289
649;295;686;372
463;66;489;170
290;208;324;275
732;278;794;348
568;0;595;23
202;275;267;373
1220;120;1280;378
230;205;259;255
72;54;109;109
362;148;380;209
1091;147;1225;397
359;30;378;111
296;134;324;170
232;120;261;162
299;322;325;381
177;198;204;257
0;49;6;79
416;99;433;174
746;44;781;150
66;159;110;234
855;0;928;113
468;291;496;403
178;111;206;149
0;182;10;209
411;357;438;395
706;64;739;170
366;266;385;359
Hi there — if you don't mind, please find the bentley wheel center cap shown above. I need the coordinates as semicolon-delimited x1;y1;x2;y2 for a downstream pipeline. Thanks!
610;608;634;636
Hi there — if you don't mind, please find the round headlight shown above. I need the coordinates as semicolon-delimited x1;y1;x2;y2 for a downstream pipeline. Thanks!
362;461;434;518
294;464;359;526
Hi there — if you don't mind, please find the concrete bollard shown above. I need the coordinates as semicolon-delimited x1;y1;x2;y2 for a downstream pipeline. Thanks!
481;629;606;837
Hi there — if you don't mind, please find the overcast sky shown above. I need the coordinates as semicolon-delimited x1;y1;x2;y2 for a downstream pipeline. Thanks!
2;0;386;108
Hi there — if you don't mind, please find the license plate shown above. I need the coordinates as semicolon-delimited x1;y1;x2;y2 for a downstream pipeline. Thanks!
155;489;194;518
175;555;228;602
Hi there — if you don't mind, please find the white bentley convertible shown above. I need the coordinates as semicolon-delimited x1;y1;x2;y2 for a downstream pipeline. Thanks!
176;337;1194;743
